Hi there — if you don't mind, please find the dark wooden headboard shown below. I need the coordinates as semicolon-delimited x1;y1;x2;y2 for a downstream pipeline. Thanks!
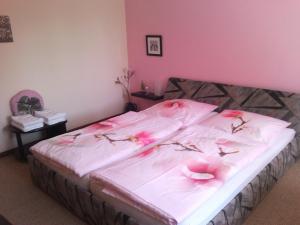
164;77;300;150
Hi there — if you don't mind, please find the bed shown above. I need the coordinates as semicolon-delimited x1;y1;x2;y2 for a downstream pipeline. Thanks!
28;77;300;225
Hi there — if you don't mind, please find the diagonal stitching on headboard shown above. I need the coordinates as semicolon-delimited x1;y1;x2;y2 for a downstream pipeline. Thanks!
164;77;299;115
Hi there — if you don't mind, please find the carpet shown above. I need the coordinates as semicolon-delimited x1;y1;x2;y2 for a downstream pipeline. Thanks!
0;214;12;225
0;155;86;225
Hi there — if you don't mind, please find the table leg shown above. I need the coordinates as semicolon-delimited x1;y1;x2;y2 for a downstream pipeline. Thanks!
15;133;26;160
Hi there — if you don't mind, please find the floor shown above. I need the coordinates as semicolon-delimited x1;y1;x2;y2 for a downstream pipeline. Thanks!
0;155;86;225
0;155;299;225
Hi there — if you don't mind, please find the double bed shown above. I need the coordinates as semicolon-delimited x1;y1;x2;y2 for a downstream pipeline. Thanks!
28;77;300;225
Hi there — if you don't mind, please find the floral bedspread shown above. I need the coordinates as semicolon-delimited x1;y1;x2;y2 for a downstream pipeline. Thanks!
31;113;182;177
90;125;269;225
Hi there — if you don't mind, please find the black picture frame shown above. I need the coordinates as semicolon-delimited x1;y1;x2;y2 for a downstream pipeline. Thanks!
146;35;162;56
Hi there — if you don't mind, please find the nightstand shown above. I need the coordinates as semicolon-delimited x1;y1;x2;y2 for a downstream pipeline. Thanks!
131;91;164;110
131;91;164;100
10;121;67;160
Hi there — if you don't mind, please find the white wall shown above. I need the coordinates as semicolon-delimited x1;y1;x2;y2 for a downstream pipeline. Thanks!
0;0;128;153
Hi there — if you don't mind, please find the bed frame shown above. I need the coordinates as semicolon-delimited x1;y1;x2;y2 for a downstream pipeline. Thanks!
28;77;300;225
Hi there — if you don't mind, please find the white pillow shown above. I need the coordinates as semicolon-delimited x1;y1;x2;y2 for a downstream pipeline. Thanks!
201;110;290;144
141;99;218;127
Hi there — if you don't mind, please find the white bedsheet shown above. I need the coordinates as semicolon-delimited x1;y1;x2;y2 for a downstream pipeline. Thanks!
90;128;295;225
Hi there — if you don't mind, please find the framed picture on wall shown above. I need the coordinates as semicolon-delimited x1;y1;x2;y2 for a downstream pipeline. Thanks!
0;15;13;42
146;35;162;56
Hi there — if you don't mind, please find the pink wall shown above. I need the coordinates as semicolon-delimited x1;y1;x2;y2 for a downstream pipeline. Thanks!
126;0;300;94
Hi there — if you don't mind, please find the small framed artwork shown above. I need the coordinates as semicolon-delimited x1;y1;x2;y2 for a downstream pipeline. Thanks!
0;16;13;43
146;35;162;56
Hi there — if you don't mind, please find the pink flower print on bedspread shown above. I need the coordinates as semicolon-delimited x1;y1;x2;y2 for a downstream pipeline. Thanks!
135;146;159;158
134;139;204;159
222;110;243;118
55;130;155;148
129;131;155;146
215;138;267;168
159;141;203;153
182;157;231;185
222;110;249;134
55;133;81;145
82;122;115;134
159;100;187;117
215;139;240;157
95;131;155;147
53;122;115;146
135;139;204;159
163;100;186;109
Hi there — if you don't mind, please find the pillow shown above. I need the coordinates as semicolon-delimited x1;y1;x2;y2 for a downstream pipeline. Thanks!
201;110;291;144
141;99;218;127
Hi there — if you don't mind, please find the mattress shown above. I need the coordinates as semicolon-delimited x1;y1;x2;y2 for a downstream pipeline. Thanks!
33;112;218;190
90;128;295;225
32;153;91;190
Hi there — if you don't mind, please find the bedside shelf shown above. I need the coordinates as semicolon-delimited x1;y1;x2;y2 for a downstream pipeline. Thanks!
131;91;164;100
10;121;67;160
